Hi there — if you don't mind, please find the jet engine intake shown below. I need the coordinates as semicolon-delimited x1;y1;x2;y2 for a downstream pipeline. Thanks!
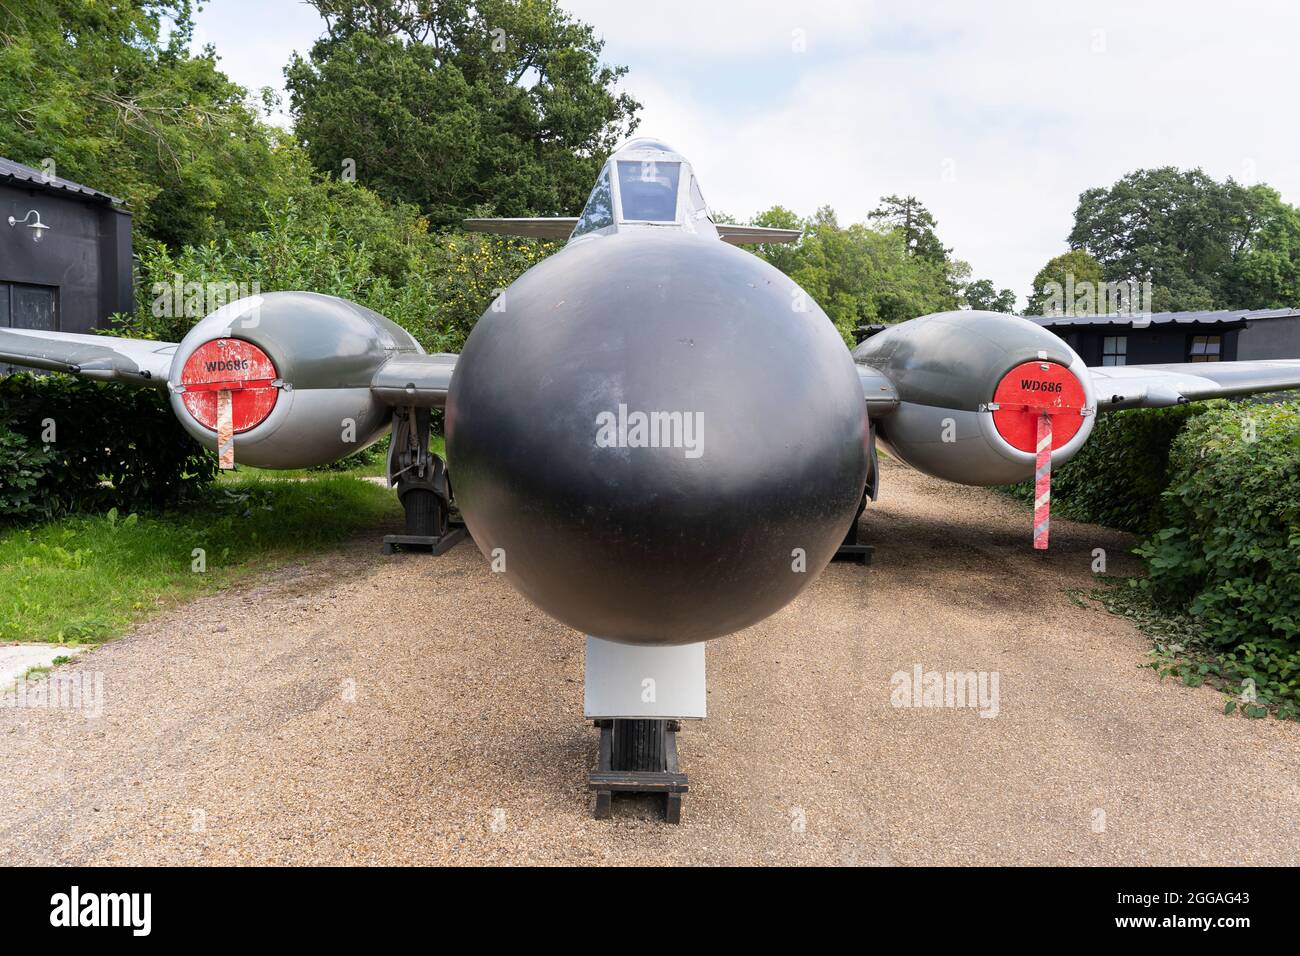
168;292;423;469
853;311;1097;486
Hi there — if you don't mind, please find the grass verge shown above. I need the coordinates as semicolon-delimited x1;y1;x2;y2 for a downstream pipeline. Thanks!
0;476;400;645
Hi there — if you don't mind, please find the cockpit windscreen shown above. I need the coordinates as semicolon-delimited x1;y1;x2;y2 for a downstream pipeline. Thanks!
617;161;681;222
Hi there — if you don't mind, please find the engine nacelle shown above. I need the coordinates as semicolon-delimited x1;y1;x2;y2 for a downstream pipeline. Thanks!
168;291;420;469
854;311;1097;486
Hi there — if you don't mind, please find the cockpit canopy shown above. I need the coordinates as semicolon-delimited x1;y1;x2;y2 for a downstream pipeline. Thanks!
570;140;715;241
617;160;681;222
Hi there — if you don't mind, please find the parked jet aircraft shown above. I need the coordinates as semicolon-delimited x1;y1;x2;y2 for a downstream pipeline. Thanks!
2;136;1298;651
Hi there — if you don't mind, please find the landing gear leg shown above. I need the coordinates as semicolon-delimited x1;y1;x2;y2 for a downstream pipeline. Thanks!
381;406;466;555
833;494;873;564
834;420;877;564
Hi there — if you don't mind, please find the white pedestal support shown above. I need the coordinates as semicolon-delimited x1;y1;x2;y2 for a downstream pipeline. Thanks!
584;637;704;823
583;636;706;720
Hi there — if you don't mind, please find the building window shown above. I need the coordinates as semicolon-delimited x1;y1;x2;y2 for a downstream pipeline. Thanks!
1;282;59;375
1101;335;1127;366
1188;334;1222;362
1;282;58;331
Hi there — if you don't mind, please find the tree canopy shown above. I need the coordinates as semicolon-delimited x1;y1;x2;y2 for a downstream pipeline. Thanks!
748;203;969;342
962;279;1017;314
0;0;306;247
285;0;640;225
868;194;949;263
1024;250;1105;316
10;0;1295;354
1068;167;1300;311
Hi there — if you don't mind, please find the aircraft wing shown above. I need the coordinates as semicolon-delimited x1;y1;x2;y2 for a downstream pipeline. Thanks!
714;224;803;245
0;327;176;385
370;352;458;408
1089;359;1300;411
856;363;900;416
462;217;803;245
463;217;578;240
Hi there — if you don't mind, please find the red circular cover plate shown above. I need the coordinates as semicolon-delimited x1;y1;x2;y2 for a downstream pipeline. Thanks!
991;361;1086;452
180;339;278;433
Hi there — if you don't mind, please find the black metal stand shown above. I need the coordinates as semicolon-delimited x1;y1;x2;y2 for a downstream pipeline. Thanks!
833;495;873;564
381;524;467;555
589;718;688;824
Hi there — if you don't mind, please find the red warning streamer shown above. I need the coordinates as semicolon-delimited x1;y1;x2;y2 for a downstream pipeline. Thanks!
1033;411;1051;550
216;389;234;470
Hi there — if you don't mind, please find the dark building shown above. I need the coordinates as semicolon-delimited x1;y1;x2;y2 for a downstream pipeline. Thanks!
0;156;133;337
1030;308;1300;365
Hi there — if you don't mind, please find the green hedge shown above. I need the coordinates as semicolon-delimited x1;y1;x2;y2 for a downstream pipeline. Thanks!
1001;403;1210;532
1136;404;1299;700
0;373;216;522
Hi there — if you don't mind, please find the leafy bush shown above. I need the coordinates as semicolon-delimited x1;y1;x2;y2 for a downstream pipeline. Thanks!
0;425;55;522
1137;402;1299;645
117;179;557;354
0;373;216;522
1000;403;1211;532
1094;581;1291;720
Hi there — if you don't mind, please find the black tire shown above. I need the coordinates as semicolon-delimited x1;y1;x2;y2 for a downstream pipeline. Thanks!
403;488;448;537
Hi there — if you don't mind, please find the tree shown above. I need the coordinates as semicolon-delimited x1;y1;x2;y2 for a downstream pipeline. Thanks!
748;204;964;343
749;205;804;274
285;0;641;225
868;195;949;263
1025;249;1105;315
1224;185;1300;309
1068;167;1300;311
962;279;1017;314
0;0;302;247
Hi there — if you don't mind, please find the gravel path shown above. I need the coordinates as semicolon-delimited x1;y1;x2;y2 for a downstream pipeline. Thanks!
2;460;1296;865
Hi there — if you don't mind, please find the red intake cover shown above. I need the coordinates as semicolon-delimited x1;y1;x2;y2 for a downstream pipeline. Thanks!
991;361;1086;452
180;339;278;433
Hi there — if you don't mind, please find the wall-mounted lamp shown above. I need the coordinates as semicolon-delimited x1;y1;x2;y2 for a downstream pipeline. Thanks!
8;209;50;243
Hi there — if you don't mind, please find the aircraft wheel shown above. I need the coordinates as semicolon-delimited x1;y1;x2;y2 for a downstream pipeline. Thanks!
403;488;448;537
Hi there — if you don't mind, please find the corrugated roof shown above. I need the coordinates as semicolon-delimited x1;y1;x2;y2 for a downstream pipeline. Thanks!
1033;308;1300;328
0;156;123;205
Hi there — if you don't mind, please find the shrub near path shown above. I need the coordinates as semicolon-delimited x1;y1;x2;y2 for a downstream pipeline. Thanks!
1136;402;1300;718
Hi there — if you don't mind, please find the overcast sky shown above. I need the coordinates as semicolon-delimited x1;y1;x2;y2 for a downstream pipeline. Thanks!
193;0;1300;307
